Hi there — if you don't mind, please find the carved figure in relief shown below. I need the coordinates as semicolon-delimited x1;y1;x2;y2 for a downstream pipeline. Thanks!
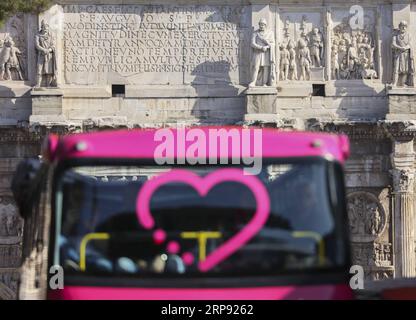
287;40;298;80
298;30;309;49
35;20;57;88
279;43;289;81
0;207;21;237
347;192;386;239
361;34;374;66
368;202;382;235
309;27;324;67
392;20;414;87
347;37;359;77
338;39;348;62
331;45;340;79
298;38;311;80
249;18;276;87
0;37;24;81
283;17;290;39
347;199;360;234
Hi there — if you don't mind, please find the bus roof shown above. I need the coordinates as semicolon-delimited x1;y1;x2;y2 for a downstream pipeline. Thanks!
46;127;350;163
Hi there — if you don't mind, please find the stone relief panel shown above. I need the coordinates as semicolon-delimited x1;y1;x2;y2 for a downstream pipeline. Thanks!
347;191;394;280
0;271;19;300
331;8;378;80
63;4;250;86
0;14;27;81
347;191;387;242
351;242;392;267
365;268;394;281
0;196;23;241
278;11;325;81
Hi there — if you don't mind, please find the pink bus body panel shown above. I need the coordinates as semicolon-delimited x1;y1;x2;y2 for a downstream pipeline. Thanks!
48;127;349;164
50;285;354;300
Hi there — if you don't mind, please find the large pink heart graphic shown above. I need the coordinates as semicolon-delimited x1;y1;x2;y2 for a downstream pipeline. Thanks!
136;168;270;272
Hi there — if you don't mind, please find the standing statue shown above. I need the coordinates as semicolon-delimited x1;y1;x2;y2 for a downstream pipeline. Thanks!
287;40;298;81
0;37;24;81
279;43;289;81
309;27;324;67
249;18;276;87
35;20;57;88
392;21;414;87
298;38;311;80
331;45;340;80
347;37;359;78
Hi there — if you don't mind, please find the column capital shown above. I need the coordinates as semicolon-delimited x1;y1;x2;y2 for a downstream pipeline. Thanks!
390;135;415;193
391;168;415;193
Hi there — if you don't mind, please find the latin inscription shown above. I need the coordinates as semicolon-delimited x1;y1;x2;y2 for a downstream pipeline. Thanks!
63;5;249;85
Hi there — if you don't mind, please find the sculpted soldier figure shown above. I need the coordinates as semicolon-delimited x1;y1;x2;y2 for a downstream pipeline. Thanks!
347;37;359;78
249;18;276;87
288;40;298;80
0;37;24;81
392;21;414;87
279;43;289;81
331;45;339;80
35;20;57;88
298;38;311;81
309;27;324;67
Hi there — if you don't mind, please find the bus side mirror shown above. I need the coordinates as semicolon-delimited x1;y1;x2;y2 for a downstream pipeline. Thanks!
11;158;46;219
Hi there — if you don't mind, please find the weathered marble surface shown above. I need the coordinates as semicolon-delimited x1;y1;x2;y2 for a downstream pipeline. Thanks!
62;4;251;86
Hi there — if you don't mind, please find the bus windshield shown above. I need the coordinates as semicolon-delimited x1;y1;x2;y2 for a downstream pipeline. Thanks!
54;159;348;282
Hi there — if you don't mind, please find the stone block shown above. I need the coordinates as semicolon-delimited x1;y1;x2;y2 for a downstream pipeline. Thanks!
245;87;277;114
310;67;325;81
31;89;64;116
277;83;312;97
387;88;416;120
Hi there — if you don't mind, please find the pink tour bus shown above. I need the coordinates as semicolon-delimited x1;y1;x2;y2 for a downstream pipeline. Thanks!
12;127;353;300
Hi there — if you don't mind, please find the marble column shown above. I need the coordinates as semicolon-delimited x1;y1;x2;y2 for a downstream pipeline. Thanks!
391;138;416;278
